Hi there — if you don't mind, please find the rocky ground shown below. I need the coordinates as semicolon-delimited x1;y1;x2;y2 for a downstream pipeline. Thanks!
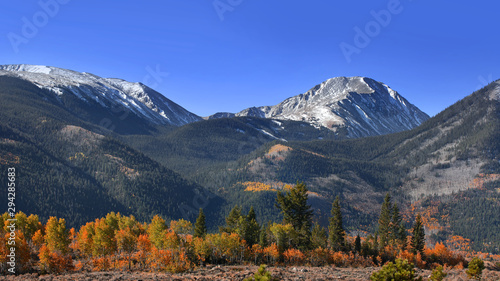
1;265;500;280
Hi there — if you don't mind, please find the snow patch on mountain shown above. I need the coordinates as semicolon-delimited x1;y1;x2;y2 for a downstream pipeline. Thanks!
0;64;201;126
225;76;429;138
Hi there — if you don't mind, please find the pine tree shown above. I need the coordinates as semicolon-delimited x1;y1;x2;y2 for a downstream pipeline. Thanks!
275;182;313;249
390;204;401;241
259;223;269;247
373;233;379;254
378;193;393;249
311;222;328;249
194;208;207;238
328;196;346;251
354;234;362;254
397;222;407;250
247;206;257;223
391;203;407;249
240;206;260;246
220;205;242;233
411;214;425;254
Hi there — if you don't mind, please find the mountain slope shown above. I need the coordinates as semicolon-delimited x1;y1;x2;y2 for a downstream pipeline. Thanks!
0;75;223;227
196;80;500;251
0;64;202;131
121;116;339;176
217;77;430;138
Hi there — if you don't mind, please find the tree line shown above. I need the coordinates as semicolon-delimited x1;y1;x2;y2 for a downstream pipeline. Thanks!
1;182;492;275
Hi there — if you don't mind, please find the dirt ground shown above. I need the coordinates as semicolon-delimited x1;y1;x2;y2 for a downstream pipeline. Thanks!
1;265;499;280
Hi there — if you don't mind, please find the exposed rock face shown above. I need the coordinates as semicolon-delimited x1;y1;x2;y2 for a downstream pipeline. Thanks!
232;76;429;138
0;64;202;126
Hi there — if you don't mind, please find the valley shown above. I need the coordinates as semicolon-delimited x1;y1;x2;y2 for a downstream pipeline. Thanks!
0;65;499;277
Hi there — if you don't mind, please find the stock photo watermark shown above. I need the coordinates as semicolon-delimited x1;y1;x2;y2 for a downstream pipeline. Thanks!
98;103;131;133
6;167;17;273
339;0;413;63
142;64;169;89
213;0;244;21
179;188;216;220
7;0;72;54
476;74;493;91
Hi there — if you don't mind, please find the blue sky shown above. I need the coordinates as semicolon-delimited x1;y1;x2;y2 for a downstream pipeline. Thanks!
1;1;499;117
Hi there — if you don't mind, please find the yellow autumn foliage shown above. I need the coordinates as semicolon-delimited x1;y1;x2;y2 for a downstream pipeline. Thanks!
242;181;294;192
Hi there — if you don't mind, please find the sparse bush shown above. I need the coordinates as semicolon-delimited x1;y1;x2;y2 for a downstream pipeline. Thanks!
244;264;277;281
430;265;447;281
307;247;329;266
370;258;423;281
466;257;485;280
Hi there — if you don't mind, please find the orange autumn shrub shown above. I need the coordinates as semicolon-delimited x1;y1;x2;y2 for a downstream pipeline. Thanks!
116;227;137;270
168;250;193;273
6;231;31;273
76;221;95;258
454;261;465;270
192;237;210;263
283;248;305;265
446;235;471;257
330;251;351;267
74;260;85;272
424;242;466;267
396;249;426;269
332;251;373;268
39;244;74;273
263;243;280;264
69;227;78;252
133;234;151;270
0;235;8;274
38;244;50;272
148;248;192;273
250;244;264;265
91;256;112;271
397;249;416;263
112;257;130;271
380;244;398;263
163;230;181;250
415;252;427;268
308;247;329;266
349;253;375;268
32;229;45;251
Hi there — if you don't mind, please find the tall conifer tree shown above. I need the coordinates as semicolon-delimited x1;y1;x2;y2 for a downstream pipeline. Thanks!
378;193;393;248
275;182;313;249
328;196;346;251
411;214;425;254
194;208;207;238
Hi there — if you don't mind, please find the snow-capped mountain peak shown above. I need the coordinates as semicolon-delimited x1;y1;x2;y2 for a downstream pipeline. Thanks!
0;64;201;126
229;76;429;138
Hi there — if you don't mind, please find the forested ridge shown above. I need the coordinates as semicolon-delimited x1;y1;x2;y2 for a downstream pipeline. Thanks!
1;74;500;278
1;183;498;278
0;76;223;227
